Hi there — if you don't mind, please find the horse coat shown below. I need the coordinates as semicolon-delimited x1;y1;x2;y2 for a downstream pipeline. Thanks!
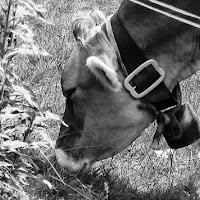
55;0;200;172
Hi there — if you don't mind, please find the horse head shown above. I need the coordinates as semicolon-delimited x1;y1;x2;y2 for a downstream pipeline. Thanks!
55;0;200;172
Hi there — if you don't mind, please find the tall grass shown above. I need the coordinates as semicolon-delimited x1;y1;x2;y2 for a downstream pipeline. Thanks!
1;0;200;199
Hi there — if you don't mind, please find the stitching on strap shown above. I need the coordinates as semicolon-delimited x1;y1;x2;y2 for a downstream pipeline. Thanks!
149;0;200;20
129;0;200;29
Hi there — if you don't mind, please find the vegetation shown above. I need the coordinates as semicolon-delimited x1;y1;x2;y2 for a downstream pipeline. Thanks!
1;0;200;199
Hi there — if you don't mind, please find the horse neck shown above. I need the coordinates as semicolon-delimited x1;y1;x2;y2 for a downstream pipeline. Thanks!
118;0;199;49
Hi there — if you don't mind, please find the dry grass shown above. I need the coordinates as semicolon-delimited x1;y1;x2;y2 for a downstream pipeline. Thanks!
11;0;200;199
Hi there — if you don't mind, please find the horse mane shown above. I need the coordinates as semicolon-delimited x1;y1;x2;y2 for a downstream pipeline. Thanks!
72;9;106;43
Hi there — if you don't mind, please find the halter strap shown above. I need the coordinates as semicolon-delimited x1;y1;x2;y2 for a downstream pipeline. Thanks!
103;12;177;110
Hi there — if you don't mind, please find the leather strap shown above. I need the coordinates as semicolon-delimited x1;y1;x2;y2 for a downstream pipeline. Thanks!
109;12;177;110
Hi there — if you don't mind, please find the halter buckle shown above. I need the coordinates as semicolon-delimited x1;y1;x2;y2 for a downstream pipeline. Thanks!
124;59;165;99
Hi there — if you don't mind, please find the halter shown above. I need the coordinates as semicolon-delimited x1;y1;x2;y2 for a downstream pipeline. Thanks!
102;14;177;111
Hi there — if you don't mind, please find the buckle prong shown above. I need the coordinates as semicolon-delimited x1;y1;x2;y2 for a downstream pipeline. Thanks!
124;59;165;99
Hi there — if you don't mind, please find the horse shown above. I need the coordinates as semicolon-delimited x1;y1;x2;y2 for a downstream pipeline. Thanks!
55;0;200;172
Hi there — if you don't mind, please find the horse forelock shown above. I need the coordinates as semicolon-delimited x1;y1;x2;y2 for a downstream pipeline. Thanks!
72;10;106;43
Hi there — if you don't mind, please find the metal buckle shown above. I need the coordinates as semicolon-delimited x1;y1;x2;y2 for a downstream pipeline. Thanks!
124;59;165;99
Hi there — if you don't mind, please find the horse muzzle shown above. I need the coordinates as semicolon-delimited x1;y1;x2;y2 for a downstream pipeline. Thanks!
55;148;93;172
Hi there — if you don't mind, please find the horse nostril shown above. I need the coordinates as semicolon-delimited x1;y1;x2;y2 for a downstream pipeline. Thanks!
78;162;90;175
83;162;88;170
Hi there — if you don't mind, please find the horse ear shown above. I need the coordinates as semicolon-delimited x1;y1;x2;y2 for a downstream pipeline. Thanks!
72;10;106;42
86;56;122;91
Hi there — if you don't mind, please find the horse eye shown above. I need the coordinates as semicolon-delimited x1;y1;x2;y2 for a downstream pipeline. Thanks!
64;88;77;98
